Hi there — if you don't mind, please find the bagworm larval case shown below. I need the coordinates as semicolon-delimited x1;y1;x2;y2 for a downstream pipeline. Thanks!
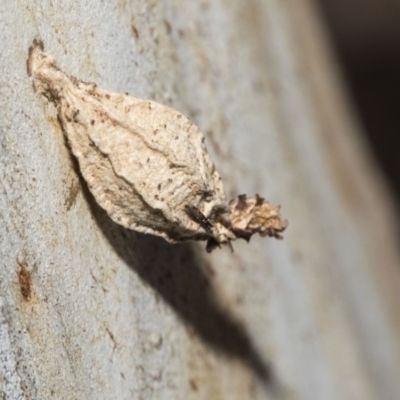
28;40;287;251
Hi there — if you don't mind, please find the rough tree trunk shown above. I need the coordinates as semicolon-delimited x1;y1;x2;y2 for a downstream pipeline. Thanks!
1;1;400;399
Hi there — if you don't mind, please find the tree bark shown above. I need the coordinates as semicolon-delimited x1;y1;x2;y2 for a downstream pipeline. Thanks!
1;1;400;399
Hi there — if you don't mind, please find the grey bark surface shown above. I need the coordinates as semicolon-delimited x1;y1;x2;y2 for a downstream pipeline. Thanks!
1;1;400;399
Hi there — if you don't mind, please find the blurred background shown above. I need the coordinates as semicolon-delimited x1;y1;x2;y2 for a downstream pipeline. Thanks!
317;0;400;207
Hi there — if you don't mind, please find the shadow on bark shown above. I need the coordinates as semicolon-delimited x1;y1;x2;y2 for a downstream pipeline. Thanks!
81;182;281;394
